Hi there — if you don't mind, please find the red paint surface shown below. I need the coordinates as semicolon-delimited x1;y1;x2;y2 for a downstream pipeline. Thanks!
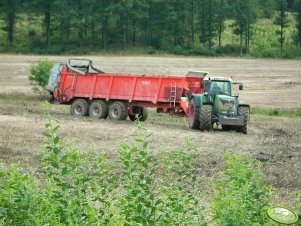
54;65;203;116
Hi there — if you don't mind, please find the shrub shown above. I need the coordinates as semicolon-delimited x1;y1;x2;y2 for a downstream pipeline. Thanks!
28;60;53;92
0;164;39;225
157;137;206;225
211;151;273;225
117;121;206;225
0;116;280;225
147;46;157;55
0;117;207;225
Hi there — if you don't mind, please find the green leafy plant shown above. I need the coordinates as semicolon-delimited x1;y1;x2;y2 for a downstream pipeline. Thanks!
0;164;39;225
1;116;280;225
28;60;53;92
40;114;116;225
117;120;158;225
157;137;206;225
117;121;206;225
211;151;273;225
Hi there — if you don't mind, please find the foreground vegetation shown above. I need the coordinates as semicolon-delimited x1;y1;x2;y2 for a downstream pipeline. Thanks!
0;115;279;225
0;0;301;58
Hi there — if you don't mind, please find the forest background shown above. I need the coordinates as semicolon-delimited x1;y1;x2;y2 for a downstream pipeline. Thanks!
1;0;301;58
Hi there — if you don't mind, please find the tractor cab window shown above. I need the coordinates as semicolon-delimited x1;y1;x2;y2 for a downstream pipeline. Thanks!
209;81;231;96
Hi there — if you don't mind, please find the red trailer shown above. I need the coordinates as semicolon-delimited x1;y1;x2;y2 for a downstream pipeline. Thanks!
48;59;205;121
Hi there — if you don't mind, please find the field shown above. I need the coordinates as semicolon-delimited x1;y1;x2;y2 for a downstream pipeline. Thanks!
0;54;301;206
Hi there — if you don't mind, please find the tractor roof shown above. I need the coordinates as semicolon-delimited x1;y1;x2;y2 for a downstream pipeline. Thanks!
204;76;232;82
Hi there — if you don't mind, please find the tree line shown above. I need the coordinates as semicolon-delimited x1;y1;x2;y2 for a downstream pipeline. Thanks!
1;0;301;56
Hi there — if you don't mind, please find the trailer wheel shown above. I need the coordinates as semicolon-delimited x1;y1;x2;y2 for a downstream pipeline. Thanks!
129;114;136;121
109;101;128;120
237;106;249;134
89;100;108;119
188;100;200;129
199;105;213;131
140;107;148;121
129;106;139;121
129;107;148;122
70;99;89;117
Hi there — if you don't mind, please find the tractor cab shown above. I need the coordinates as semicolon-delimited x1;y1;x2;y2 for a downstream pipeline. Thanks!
202;77;233;101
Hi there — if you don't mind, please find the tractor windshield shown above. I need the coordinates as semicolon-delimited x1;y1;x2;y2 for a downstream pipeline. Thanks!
209;81;231;96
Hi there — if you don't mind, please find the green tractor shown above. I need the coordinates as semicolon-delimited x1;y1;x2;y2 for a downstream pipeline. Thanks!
188;76;250;134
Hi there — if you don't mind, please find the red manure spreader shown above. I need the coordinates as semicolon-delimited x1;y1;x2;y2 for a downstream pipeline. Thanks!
48;59;205;121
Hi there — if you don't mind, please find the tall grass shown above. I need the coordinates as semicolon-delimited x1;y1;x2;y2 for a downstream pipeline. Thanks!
251;107;301;118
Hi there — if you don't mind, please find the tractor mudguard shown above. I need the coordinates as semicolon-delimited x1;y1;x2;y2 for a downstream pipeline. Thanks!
239;104;250;108
193;94;202;107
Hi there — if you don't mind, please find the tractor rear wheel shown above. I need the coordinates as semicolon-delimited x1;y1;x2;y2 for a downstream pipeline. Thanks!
89;100;108;119
108;101;128;120
199;105;213;131
129;107;148;122
237;106;249;134
188;100;200;129
70;99;89;117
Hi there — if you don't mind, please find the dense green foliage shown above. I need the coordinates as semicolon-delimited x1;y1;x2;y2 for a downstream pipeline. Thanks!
28;60;53;91
212;151;272;225
0;117;206;225
0;116;277;225
0;0;301;57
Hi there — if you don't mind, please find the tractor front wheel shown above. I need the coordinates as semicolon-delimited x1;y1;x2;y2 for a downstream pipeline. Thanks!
199;105;213;131
108;101;128;120
188;100;200;129
237;106;249;134
70;99;89;117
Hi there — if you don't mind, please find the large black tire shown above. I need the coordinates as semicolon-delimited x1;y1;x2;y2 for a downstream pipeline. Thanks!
129;107;148;122
108;101;128;120
140;107;148;121
188;100;200;129
237;106;249;134
89;100;108;119
199;105;213;131
70;99;89;117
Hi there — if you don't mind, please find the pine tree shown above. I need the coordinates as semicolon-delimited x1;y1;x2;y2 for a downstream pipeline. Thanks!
274;0;289;51
295;0;301;46
217;0;227;48
198;0;219;48
2;0;17;47
42;0;51;48
258;0;276;18
230;0;259;56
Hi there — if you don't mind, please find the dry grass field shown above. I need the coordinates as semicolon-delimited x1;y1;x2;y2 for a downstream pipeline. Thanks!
0;54;301;206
